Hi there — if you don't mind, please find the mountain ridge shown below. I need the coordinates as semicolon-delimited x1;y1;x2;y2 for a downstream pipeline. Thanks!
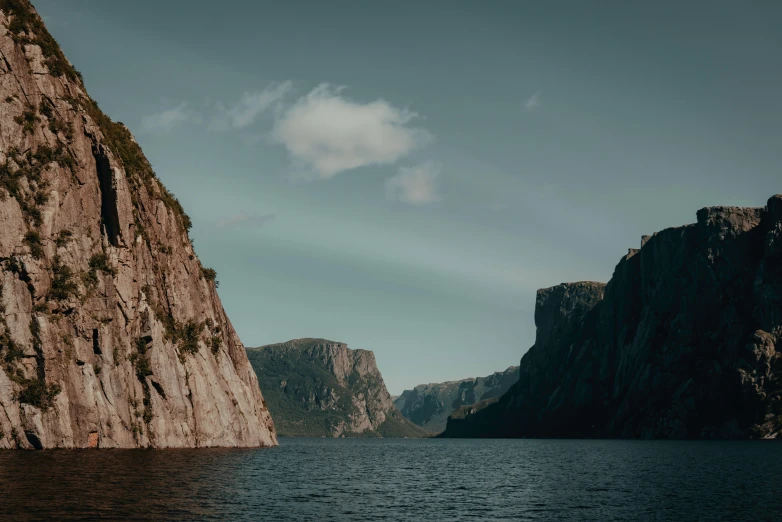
394;366;518;433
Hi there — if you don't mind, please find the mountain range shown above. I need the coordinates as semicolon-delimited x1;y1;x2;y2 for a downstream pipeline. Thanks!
394;366;518;433
3;0;779;449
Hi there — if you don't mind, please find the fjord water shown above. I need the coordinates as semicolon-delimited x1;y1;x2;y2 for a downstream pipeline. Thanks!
1;439;780;521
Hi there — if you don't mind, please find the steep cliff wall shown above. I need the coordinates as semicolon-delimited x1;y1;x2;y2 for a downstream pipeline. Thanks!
443;196;782;439
394;366;518;433
0;0;276;448
248;339;426;437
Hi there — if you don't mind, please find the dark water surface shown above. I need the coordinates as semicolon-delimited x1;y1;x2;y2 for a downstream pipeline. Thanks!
1;438;781;521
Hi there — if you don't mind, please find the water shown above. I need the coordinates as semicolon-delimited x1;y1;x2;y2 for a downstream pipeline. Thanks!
1;438;780;521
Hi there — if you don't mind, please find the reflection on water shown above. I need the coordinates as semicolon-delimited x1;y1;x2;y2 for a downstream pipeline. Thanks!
1;438;781;521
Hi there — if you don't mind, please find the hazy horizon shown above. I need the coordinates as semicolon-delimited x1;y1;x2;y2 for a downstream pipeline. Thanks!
34;0;782;394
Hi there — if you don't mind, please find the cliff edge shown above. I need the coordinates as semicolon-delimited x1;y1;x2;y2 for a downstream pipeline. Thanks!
443;197;782;439
248;339;426;437
0;0;277;448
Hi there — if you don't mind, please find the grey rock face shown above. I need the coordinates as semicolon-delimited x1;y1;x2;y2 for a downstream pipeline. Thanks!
394;366;518;433
0;1;276;448
248;339;426;437
443;196;782;439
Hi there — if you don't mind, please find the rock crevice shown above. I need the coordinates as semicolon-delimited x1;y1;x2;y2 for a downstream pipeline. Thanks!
92;142;120;247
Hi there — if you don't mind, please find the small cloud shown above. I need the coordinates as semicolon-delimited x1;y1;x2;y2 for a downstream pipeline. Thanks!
385;161;442;206
272;84;433;179
524;91;541;112
210;82;292;132
216;212;276;228
140;102;199;134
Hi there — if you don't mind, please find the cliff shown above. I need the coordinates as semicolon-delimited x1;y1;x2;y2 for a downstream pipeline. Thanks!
247;339;426;437
394;366;518;433
0;0;277;448
442;196;782;439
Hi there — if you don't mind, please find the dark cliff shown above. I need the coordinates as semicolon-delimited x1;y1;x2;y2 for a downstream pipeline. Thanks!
442;196;782;439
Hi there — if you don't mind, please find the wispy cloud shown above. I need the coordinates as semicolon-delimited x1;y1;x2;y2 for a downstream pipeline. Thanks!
216;212;276;228
209;82;292;132
140;101;199;134
272;84;433;179
524;91;542;112
385;161;442;205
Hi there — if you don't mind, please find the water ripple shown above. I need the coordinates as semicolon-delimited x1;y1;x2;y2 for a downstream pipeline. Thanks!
0;438;781;520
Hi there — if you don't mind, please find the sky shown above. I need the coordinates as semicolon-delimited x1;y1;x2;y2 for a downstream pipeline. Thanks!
34;0;782;394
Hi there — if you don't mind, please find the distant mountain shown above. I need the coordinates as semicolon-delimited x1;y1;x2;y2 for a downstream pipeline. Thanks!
247;339;426;438
442;196;782;439
394;367;518;433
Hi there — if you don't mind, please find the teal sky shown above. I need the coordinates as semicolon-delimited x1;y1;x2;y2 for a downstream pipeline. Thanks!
35;0;782;394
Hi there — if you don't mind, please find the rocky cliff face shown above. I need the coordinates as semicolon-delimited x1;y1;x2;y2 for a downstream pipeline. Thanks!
394;366;518;433
247;339;425;437
443;196;782;439
0;0;277;448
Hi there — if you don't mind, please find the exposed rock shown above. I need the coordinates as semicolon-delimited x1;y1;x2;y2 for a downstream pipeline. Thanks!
0;0;276;448
442;196;782;439
247;339;426;438
394;366;518;433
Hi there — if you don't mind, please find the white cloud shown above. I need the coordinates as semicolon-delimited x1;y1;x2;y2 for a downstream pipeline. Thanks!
272;84;433;179
209;82;292;132
216;212;275;228
524;91;542;112
140;102;198;134
385;161;442;205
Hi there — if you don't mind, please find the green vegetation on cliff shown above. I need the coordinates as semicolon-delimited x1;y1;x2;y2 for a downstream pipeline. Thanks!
247;339;425;438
